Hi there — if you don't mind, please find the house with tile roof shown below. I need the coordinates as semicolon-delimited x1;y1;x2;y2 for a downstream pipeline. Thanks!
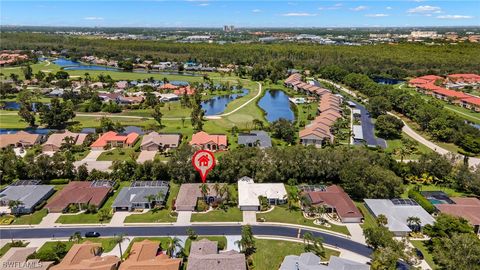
50;241;120;270
175;183;224;211
140;132;181;151
0;247;54;270
302;185;363;223
436;197;480;235
189;131;227;152
119;240;181;270
42;131;88;152
186;239;246;270
0;131;44;149
90;131;139;150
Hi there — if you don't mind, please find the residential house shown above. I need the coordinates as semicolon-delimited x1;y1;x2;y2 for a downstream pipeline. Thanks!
175;183;224;211
159;93;180;102
42;131;88;152
98;92;122;103
237;131;272;149
116;81;129;89
238;176;287;211
50;241;120;270
117;95;144;105
364;199;435;236
189;131;227;152
140;132;181;151
0;247;54;270
279;253;370;270
119;239;181;270
352;125;364;144
436;197;480;235
112;181;169;212
0;183;54;214
90;131;139;150
187;239;246;270
48;88;65;97
302;185;363;223
0;131;44;149
45;181;113;213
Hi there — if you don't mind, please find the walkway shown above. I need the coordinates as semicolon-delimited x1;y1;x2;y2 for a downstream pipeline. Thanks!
207;82;262;118
225;235;241;252
388;112;480;167
103;238;131;258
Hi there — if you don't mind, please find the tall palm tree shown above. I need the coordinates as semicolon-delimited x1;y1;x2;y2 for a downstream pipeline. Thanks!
69;231;83;244
144;194;156;209
157;191;165;206
113;234;129;259
200;183;210;199
213;183;221;197
285;189;299;210
8;200;23;215
407;216;422;232
166;237;182;257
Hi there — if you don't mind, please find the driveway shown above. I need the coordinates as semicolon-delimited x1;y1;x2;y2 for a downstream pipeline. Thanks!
351;101;386;148
137;150;157;163
242;211;257;225
176;211;192;225
73;150;112;172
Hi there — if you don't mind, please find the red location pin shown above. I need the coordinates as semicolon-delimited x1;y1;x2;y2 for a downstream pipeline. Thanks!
192;150;216;183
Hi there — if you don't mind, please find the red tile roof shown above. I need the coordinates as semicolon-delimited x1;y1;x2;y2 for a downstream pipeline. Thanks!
189;131;227;147
436;197;480;226
305;185;363;220
45;182;111;212
90;131;139;148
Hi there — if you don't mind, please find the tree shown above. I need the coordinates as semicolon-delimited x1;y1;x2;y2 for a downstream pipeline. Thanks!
199;183;210;199
165;237;182;257
112;234;130;259
97;209;111;223
270;118;296;144
375;114;404;139
406;216;421;232
303;232;325;258
285;188;299;210
367;96;392;118
38;98;75;128
8;200;23;215
22;65;33;80
236;225;256;257
432;233;480;270
55;71;69;80
144;194;157;208
34;71;45;81
186;228;198;240
423;213;473;238
151;104;163;128
69;231;83;244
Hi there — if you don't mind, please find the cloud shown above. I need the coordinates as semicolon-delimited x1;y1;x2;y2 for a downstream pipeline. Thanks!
365;13;389;17
282;12;317;17
252;9;261;13
407;5;441;13
386;6;393;10
197;3;209;6
84;16;104;21
319;3;343;10
437;15;473;19
351;6;368;11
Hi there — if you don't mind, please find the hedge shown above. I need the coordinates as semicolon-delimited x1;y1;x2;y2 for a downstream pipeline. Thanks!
48;179;69;185
408;189;436;214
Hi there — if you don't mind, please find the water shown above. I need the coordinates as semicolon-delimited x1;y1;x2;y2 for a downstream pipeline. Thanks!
258;90;295;122
53;58;119;71
201;89;249;116
373;77;405;85
0;128;57;135
1;102;44;111
79;126;146;135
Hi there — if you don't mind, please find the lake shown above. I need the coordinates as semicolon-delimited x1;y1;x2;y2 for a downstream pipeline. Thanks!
373;77;405;85
1;102;44;111
0;128;57;135
201;89;249;116
53;58;119;71
258;90;295;122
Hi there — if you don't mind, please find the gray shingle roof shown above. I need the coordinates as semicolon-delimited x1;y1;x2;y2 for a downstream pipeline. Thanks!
112;186;169;208
279;254;370;270
237;131;272;148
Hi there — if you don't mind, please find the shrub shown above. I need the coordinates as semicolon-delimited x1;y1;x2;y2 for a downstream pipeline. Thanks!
408;189;436;214
196;199;208;212
48;179;69;185
34;201;47;211
170;211;178;217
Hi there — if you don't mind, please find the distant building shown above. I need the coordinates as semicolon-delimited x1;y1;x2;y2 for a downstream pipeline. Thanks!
410;31;439;39
352;125;364;143
140;132;181;151
223;25;235;32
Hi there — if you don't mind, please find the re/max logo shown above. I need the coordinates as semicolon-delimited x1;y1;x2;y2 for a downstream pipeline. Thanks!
2;261;44;268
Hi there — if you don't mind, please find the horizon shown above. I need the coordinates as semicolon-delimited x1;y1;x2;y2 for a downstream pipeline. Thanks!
1;0;479;28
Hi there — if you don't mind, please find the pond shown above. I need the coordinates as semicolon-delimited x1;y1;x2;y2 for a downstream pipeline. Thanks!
373;77;405;85
0;128;57;135
1;102;44;111
258;90;295;122
53;58;119;71
201;89;249;116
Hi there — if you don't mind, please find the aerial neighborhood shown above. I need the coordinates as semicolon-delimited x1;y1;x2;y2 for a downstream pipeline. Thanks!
1;8;480;270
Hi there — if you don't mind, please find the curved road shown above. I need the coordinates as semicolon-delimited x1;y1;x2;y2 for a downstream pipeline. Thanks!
0;224;372;257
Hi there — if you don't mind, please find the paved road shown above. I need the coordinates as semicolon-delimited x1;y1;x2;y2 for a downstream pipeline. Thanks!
0;224;372;257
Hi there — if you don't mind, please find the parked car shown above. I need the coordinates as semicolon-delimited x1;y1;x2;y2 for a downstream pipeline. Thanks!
85;231;101;238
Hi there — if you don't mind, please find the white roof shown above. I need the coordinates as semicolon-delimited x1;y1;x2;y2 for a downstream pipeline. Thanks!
238;177;287;207
364;199;435;233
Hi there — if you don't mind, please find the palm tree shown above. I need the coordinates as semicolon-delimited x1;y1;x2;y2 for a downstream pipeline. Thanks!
69;231;83;244
376;214;388;227
166;237;182;257
90;246;103;256
300;195;311;209
213;183;221;197
303;232;325;258
157;191;166;207
285;189;299;210
200;183;210;199
407;216;422;232
8;200;23;215
113;234;129;259
236;225;256;257
144;194;156;209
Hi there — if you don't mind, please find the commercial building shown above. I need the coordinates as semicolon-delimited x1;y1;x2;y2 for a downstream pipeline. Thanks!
238;176;287;211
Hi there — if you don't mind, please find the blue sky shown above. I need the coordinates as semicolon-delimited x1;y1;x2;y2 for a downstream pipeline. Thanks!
1;1;479;27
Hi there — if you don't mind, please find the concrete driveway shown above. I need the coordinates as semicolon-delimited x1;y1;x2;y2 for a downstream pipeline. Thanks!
73;150;113;172
242;211;257;225
137;150;157;163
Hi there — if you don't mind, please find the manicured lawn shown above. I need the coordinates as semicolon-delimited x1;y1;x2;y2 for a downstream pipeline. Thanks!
256;205;350;236
122;237;172;259
73;149;90;161
38;237;116;255
0;241;28;258
191;207;243;222
355;202;376;229
97;147;139;161
400;184;470;199
56;182;130;224
12;209;48;225
184;236;227;255
252;239;340;270
384;132;433;160
411;240;438;270
124;182;179;223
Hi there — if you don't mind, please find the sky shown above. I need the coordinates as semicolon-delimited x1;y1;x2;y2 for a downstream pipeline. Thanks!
1;0;479;28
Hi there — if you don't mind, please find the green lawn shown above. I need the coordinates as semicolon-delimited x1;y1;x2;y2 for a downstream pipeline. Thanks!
97;147;139;161
355;202;376;229
56;182;130;224
124;182;179;223
411;240;438;270
256;205;350;236
191;207;243;222
184;236;227;256
73;149;91;161
122;237;172;259
0;241;28;258
12;209;48;225
38;237;116;255
384;132;434;160
400;184;470;199
252;238;340;270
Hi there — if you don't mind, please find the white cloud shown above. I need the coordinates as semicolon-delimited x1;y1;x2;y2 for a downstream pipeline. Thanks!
319;3;343;10
252;9;261;13
84;16;104;21
437;15;473;19
386;6;393;10
366;13;389;17
407;5;441;13
282;12;317;17
350;6;368;11
197;3;209;6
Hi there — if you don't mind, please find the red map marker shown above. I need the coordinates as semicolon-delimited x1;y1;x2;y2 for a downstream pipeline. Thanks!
192;150;216;183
